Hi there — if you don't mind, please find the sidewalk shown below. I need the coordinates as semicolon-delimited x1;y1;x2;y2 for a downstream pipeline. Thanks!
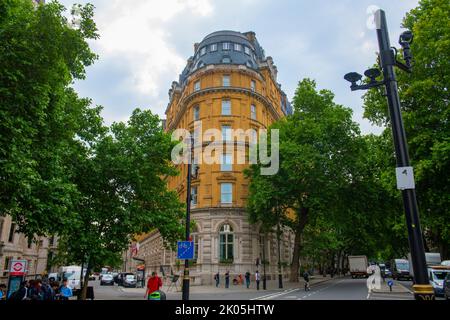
372;280;412;294
120;274;341;295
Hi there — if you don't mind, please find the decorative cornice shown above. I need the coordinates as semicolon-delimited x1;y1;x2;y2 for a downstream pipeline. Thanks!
167;86;281;131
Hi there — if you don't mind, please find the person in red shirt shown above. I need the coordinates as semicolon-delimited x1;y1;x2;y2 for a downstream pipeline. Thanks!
145;272;162;299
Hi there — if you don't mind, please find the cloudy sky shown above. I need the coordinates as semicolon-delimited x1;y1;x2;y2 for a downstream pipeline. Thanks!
59;0;419;134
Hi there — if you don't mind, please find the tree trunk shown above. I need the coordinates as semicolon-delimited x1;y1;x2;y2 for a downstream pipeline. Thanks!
80;260;91;300
336;250;342;275
289;207;308;282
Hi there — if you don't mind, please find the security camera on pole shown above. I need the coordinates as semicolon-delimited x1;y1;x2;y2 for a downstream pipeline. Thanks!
344;9;434;300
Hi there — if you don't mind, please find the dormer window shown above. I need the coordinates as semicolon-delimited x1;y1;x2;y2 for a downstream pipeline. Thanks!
197;61;205;69
234;43;242;51
222;56;231;64
223;42;230;50
210;43;217;52
244;46;251;55
200;47;206;56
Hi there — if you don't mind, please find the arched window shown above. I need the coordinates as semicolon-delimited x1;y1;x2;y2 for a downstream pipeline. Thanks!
219;224;234;262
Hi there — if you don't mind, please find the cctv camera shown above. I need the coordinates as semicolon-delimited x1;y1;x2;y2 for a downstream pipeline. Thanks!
399;30;413;45
364;68;381;83
344;72;363;84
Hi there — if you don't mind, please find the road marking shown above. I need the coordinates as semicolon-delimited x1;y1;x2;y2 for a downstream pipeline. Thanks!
251;288;299;300
297;279;346;300
250;290;290;300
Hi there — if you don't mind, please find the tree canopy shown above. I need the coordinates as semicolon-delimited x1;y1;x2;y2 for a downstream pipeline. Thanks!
363;0;450;257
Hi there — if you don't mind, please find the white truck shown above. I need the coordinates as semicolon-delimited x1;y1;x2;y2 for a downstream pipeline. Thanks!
58;266;83;294
408;252;442;278
348;255;368;278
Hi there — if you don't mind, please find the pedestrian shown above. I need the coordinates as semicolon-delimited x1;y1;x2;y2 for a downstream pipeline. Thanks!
255;270;261;290
28;279;44;300
0;284;6;300
51;281;60;300
41;279;55;301
59;278;73;300
145;272;163;300
225;270;230;288
214;272;220;288
245;271;251;289
303;270;310;291
238;274;243;285
8;281;29;301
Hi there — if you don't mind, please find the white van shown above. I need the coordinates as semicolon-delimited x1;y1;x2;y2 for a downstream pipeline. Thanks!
58;266;83;294
428;266;450;297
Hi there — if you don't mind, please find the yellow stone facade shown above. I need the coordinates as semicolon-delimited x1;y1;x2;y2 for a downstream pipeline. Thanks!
166;64;286;208
133;31;294;285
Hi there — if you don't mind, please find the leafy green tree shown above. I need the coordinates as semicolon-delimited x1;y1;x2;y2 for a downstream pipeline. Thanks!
363;0;450;258
247;79;367;281
57;109;185;299
246;162;291;283
0;0;99;238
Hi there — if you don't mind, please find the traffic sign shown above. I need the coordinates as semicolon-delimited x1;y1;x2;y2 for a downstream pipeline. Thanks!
177;241;194;260
395;166;415;190
9;260;27;276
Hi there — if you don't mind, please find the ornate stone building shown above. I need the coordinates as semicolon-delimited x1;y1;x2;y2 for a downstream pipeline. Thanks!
134;31;294;285
0;215;58;285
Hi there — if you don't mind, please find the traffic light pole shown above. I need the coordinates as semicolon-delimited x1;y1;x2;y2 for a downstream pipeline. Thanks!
182;136;194;301
375;9;434;300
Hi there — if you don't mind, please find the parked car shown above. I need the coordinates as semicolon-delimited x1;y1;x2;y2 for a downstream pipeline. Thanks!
123;274;137;288
100;273;115;286
444;273;450;300
116;272;134;286
379;264;392;278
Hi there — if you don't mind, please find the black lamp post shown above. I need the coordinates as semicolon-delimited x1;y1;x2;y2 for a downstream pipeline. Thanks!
344;9;434;300
262;234;267;290
182;136;194;301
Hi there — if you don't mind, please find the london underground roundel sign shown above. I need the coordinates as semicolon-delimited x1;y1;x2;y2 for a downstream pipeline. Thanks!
9;260;27;276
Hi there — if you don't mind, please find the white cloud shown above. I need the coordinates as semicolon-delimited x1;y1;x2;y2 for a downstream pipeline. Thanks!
92;0;213;97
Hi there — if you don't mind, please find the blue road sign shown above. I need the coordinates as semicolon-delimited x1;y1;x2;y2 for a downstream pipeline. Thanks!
177;241;194;260
387;280;394;286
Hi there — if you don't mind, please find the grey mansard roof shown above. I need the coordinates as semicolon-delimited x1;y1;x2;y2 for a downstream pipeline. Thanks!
173;30;293;116
178;30;266;85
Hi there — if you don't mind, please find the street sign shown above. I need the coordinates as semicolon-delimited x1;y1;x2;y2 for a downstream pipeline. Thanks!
9;260;27;276
177;241;194;260
395;166;415;190
387;280;393;286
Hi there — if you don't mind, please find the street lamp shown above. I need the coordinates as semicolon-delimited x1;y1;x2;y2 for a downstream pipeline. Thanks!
182;136;194;300
344;9;434;300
